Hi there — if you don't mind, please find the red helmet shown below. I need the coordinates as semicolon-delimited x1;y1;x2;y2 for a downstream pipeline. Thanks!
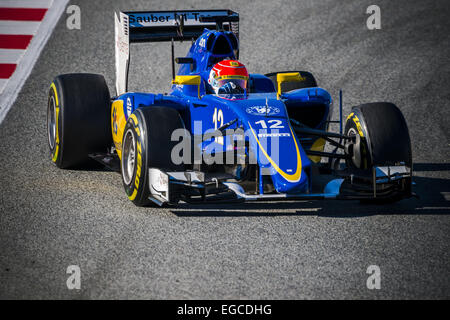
208;60;249;94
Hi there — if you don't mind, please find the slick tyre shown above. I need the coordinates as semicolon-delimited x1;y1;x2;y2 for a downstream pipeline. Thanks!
47;73;111;168
344;102;412;169
265;70;317;92
121;107;185;207
344;102;412;203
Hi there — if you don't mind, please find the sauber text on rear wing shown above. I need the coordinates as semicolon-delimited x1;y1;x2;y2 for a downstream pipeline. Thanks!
114;10;239;95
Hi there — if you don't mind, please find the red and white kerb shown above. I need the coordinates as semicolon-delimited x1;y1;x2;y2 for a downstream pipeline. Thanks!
0;0;51;93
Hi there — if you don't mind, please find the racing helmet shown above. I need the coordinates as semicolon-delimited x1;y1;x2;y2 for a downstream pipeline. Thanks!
208;60;249;94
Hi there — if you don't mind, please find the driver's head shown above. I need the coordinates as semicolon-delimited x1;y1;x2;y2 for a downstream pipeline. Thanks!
208;60;249;95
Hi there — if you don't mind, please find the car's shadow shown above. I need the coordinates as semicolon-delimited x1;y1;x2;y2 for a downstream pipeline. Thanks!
170;163;450;217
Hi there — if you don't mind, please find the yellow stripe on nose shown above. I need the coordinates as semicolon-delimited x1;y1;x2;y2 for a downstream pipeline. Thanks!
248;122;302;183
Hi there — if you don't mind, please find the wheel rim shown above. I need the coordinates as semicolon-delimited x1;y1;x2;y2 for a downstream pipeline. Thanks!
347;128;357;138
347;128;362;168
122;129;136;185
47;96;56;151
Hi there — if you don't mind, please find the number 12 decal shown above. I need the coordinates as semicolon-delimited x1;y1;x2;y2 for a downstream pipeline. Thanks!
213;108;224;145
255;119;284;129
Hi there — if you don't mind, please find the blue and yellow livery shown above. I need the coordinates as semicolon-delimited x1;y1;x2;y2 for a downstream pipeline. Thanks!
47;9;413;207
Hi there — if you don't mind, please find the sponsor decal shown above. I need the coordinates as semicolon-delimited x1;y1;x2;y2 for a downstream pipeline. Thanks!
129;14;174;24
246;105;280;116
257;132;290;138
217;75;247;80
112;106;118;134
128;12;203;25
126;97;132;117
116;34;129;55
199;37;206;48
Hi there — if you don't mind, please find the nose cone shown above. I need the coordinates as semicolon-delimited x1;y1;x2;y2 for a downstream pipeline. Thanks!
237;94;312;195
271;168;310;194
265;132;311;194
248;118;311;194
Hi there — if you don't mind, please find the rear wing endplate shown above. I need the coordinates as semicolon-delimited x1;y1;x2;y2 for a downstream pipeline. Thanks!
114;10;239;95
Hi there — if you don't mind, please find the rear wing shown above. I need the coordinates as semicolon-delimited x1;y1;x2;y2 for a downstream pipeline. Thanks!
114;10;239;95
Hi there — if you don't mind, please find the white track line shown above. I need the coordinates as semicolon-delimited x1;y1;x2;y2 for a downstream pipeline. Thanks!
0;20;40;35
0;0;69;124
0;0;53;8
0;49;25;63
0;79;7;93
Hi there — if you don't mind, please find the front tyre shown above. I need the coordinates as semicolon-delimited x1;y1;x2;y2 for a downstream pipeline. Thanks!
344;102;412;202
121;107;185;207
345;102;412;169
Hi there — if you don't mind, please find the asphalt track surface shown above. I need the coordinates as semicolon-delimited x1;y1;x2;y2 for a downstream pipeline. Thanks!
0;0;449;299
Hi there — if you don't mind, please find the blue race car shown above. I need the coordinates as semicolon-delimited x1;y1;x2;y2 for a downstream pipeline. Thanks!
47;10;413;206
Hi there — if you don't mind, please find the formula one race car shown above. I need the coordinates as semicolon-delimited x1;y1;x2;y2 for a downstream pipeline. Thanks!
47;9;413;206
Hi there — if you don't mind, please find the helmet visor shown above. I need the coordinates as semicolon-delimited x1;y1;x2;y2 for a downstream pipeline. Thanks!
216;75;248;91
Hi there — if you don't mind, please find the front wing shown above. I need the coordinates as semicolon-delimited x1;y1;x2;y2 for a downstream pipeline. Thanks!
147;164;413;206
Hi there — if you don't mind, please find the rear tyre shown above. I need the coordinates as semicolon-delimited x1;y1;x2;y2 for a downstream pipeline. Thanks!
344;102;412;202
265;70;317;92
121;107;185;207
47;73;111;168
